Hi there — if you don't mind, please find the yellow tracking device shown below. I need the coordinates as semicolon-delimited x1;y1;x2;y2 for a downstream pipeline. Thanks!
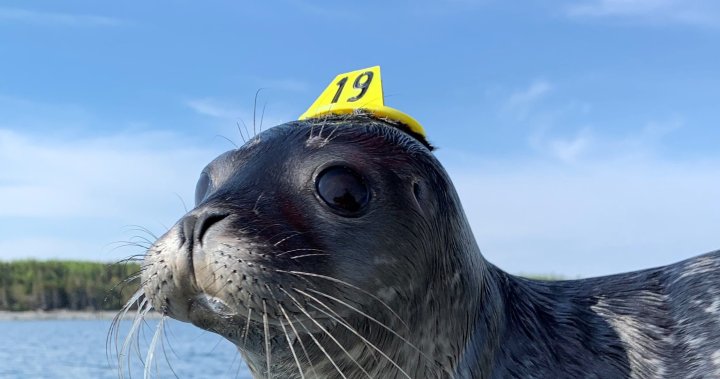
299;66;426;138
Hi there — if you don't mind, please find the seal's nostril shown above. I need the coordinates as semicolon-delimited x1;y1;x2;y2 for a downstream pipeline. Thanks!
196;213;229;243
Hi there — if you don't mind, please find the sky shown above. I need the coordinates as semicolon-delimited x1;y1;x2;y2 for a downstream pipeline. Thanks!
0;0;718;277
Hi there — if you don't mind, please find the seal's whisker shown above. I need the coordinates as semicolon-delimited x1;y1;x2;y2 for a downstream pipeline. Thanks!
215;134;239;149
317;120;327;140
279;317;306;379
270;231;305;247
173;192;190;213
276;248;326;257
240;119;253;143
318;113;334;141
296;290;416;379
113;254;147;264
290;254;331;260
292;287;378;363
128;299;151;361
261;284;306;379
302;301;403;379
109;241;152;253
280;287;373;378
122;225;159;241
221;223;282;242
323;122;342;144
304;288;434;365
253;89;259;136
268;230;303;247
160;322;181;379
253;192;265;215
260;101;267;132
109;289;145;373
118;298;151;379
243;307;252;348
144;316;165;379
289;288;379;364
112;291;146;376
302;301;379;366
263;300;273;379
236;121;247;144
280;305;319;379
277;270;408;329
292;314;349;379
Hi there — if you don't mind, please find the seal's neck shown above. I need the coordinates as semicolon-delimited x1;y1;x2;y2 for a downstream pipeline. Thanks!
471;270;666;378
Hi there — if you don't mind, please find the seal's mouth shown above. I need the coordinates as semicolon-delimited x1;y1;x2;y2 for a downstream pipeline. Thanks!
141;217;336;344
189;293;235;318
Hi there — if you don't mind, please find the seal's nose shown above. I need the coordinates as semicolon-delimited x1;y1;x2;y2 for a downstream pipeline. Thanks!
181;211;229;248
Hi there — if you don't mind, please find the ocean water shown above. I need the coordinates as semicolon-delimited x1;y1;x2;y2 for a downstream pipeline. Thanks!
0;318;252;379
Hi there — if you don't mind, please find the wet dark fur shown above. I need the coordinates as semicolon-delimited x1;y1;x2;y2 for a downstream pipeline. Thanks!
137;114;720;378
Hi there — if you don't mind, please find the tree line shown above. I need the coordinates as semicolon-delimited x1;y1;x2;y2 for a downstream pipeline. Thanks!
0;260;140;311
0;260;566;312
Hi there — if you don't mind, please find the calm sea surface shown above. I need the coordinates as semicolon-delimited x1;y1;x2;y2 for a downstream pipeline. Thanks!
0;318;252;379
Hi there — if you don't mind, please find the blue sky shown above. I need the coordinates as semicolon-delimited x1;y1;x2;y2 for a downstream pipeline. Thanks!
0;0;718;277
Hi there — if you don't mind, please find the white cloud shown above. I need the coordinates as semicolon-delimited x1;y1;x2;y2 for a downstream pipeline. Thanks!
186;98;245;120
502;80;554;118
185;97;289;132
0;128;224;260
547;133;592;163
527;117;683;164
445;156;720;278
565;0;720;26
0;7;122;27
0;128;216;220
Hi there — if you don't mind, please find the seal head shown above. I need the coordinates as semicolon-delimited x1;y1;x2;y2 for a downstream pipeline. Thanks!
142;114;493;378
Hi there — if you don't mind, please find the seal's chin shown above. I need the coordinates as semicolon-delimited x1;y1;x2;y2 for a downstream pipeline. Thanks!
188;293;237;321
185;293;251;344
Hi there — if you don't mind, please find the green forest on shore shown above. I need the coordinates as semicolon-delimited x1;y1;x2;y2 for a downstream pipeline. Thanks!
0;260;140;311
0;260;566;312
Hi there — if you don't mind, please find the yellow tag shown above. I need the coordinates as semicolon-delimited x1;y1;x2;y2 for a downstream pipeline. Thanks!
299;66;426;138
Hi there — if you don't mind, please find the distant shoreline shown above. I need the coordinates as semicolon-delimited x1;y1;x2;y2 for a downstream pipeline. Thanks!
0;310;161;321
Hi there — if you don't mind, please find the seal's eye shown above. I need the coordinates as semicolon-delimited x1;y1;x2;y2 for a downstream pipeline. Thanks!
195;172;211;205
316;166;369;214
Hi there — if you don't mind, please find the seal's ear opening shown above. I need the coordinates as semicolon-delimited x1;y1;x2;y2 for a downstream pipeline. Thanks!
410;179;436;219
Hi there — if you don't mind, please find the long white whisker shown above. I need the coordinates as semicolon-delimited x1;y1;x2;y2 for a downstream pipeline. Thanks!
144;316;165;379
276;270;408;329
280;288;372;378
293;290;413;379
263;300;273;379
276;248;325;257
243;307;252;348
121;298;150;378
280;306;319;379
304;288;434;365
279;318;306;379
291;314;348;379
289;288;380;364
290;254;331;260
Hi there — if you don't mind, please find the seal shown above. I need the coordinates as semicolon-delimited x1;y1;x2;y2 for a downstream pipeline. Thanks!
137;113;720;378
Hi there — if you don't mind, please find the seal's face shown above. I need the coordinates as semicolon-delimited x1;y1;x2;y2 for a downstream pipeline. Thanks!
142;116;459;377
